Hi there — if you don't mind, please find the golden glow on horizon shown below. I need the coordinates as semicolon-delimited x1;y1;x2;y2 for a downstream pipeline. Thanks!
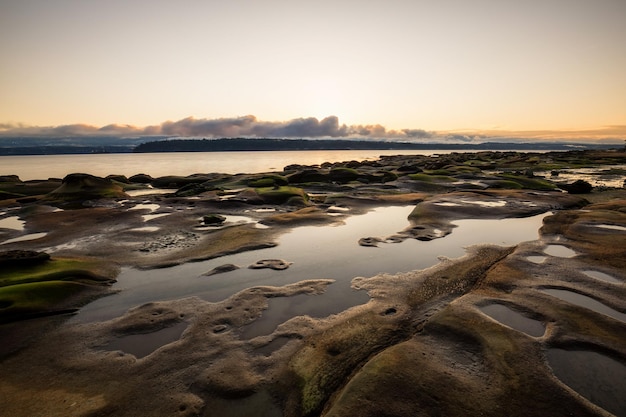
0;0;625;134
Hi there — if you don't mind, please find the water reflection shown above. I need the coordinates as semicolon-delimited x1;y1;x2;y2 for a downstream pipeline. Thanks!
582;270;622;284
479;303;545;337
547;349;626;417
1;232;48;245
101;321;187;358
74;208;549;324
544;245;577;258
542;289;626;322
0;216;25;231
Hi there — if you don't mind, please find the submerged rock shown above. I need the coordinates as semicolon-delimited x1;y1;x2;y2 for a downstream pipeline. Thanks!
203;264;240;276
248;259;292;270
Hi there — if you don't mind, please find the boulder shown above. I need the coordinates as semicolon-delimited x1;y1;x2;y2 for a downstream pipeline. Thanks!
558;179;593;194
46;173;128;202
129;173;154;184
287;169;329;184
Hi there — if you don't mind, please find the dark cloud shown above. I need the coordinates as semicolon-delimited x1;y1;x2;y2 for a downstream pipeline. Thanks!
401;129;435;139
0;116;355;139
1;117;623;143
443;134;475;142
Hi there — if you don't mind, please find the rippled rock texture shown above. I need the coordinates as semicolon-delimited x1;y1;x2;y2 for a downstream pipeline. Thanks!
0;149;625;416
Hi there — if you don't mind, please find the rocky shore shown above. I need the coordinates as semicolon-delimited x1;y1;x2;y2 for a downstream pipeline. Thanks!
1;149;625;416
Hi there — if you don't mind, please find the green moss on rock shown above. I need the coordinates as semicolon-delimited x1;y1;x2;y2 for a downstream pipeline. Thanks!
255;186;310;205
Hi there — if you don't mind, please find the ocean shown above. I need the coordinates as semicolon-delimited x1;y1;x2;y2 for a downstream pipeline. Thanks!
0;149;449;181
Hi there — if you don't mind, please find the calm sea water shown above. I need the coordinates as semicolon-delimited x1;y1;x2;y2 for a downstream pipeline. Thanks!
1;150;450;180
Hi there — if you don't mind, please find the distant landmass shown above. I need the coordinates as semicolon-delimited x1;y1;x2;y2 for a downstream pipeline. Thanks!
0;136;618;156
133;138;616;153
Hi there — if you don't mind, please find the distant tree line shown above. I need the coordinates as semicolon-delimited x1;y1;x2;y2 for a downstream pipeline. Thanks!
133;138;610;153
0;137;617;156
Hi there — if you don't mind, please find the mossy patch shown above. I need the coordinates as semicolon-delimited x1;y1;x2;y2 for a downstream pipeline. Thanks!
495;174;556;190
408;173;455;183
0;257;118;323
255;186;310;205
247;175;289;188
329;167;361;183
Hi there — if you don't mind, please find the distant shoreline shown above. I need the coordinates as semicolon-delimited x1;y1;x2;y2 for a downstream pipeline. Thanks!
0;137;619;156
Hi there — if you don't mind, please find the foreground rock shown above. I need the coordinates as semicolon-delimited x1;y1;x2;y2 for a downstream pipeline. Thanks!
0;149;625;416
45;173;128;204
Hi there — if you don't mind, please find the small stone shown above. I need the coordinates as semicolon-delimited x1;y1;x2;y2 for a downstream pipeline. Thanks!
203;214;227;225
248;259;292;270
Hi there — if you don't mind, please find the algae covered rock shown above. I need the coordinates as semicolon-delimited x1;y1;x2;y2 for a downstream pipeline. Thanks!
0;255;118;323
255;186;310;205
46;173;128;202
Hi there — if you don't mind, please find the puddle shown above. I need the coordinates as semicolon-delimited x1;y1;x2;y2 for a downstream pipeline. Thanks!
197;215;269;230
479;303;545;337
594;224;626;232
102;321;187;359
142;213;170;222
1;232;48;245
74;209;549;324
460;199;507;207
130;203;160;212
207;389;282;417
129;226;160;233
527;256;547;264
537;165;626;188
241;294;327;339
542;289;626;322
126;188;175;197
547;349;626;417
544;245;577;258
434;202;461;207
248;208;277;213
582;270;622;284
0;216;25;231
254;337;291;356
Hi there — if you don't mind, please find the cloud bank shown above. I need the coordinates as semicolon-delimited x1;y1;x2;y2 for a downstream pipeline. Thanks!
1;116;624;143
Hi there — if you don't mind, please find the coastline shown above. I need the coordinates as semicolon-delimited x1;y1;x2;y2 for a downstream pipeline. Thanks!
1;149;625;417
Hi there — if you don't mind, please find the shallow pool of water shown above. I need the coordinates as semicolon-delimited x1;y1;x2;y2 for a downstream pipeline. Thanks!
130;203;160;212
547;349;626;417
544;245;577;258
1;232;48;245
542;289;626;322
0;216;25;231
101;321;187;358
479;303;545;337
74;208;549;325
594;224;626;232
527;256;547;264
582;270;622;284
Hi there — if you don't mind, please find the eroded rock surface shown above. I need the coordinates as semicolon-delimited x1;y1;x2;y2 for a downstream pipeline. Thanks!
1;149;625;416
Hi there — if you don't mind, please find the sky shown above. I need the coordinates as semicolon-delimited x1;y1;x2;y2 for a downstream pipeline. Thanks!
1;0;625;141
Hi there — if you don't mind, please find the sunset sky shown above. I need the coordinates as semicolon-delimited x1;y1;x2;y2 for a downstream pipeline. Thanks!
1;0;625;140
